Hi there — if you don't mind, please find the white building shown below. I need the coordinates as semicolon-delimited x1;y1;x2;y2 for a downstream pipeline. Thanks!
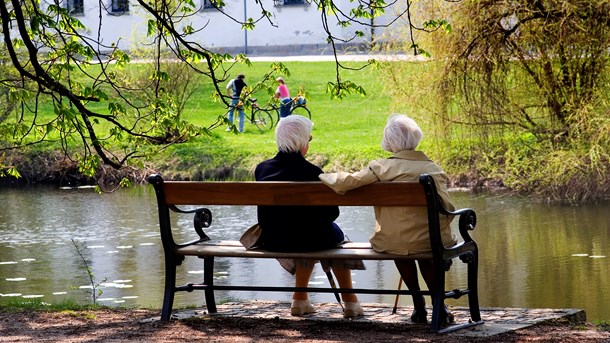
60;0;402;56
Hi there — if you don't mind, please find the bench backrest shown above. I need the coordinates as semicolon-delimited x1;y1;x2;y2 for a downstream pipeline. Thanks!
147;174;449;256
155;179;428;207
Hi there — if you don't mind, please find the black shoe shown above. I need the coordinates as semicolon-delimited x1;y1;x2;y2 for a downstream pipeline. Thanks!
410;309;428;324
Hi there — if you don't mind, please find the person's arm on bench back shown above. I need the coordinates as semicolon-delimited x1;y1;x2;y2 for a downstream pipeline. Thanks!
319;167;378;194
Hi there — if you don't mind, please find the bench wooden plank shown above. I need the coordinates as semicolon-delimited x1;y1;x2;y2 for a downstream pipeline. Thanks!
204;240;374;249
162;181;427;206
176;240;433;260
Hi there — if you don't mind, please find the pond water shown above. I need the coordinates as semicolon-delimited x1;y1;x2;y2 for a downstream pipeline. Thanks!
0;185;608;321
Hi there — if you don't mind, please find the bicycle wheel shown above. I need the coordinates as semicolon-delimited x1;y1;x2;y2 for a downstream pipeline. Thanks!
253;109;274;131
290;105;311;120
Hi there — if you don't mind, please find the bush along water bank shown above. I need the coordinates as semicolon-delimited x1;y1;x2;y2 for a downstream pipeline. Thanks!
437;138;610;205
2;144;608;204
1;148;509;194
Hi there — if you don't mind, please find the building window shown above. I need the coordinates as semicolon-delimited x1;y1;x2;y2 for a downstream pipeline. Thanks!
111;0;129;13
274;0;306;6
67;0;84;15
202;0;222;9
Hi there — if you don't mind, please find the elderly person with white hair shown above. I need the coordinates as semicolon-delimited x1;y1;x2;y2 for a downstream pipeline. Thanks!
255;115;364;319
319;114;457;325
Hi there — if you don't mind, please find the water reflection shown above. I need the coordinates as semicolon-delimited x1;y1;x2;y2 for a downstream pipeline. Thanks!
0;186;608;320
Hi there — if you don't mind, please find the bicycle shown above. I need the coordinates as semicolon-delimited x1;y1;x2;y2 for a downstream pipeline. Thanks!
224;99;274;131
286;96;311;120
250;96;311;127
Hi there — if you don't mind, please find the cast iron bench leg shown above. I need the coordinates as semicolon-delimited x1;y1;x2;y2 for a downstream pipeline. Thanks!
161;258;177;321
429;267;446;333
468;251;482;322
204;256;217;313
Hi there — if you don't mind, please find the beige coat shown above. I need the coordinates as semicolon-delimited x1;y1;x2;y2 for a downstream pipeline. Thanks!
319;150;457;255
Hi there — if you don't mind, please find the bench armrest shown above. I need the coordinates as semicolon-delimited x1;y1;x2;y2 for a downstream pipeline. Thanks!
441;207;477;243
169;205;213;242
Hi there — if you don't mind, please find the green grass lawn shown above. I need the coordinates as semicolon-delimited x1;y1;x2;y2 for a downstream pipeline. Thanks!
157;61;409;179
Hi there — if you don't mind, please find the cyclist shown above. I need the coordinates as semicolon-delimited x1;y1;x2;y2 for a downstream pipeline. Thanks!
274;77;291;118
226;74;247;132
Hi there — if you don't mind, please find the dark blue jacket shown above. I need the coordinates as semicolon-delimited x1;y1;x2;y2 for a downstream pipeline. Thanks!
254;151;341;252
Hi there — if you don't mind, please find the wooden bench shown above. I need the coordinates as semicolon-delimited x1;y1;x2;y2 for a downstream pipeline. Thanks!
147;173;483;333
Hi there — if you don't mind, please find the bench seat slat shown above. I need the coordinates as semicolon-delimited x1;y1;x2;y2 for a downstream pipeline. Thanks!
199;240;375;249
176;241;433;260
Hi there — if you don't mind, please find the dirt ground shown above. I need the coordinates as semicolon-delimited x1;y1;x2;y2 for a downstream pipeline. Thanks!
1;308;610;342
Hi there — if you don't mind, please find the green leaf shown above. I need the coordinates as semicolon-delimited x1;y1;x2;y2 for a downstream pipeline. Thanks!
7;167;21;178
111;50;131;67
147;20;157;36
183;25;195;35
119;178;132;188
11;38;24;49
243;18;256;30
155;71;170;82
30;16;40;34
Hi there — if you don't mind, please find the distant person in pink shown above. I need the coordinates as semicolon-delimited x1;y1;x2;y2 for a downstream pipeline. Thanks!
275;77;291;118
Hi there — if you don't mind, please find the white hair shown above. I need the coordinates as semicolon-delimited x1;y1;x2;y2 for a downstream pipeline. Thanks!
381;114;423;152
275;115;313;153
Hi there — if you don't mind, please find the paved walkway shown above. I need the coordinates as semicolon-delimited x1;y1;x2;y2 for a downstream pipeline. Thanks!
247;54;425;62
172;301;585;338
